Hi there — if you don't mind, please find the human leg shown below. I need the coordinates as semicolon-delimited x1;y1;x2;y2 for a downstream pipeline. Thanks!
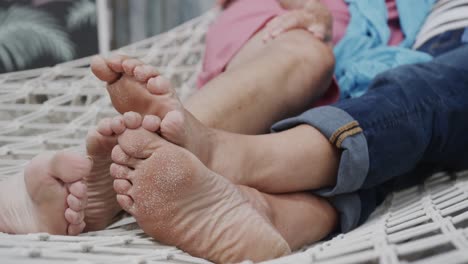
185;28;334;134
263;45;468;233
113;99;338;194
91;0;335;135
248;190;338;250
107;117;337;262
187;0;335;134
330;45;468;190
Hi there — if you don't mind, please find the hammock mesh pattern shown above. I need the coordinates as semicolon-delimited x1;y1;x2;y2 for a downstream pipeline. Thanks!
1;10;468;264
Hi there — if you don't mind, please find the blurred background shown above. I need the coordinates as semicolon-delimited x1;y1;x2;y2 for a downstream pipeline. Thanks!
0;0;214;74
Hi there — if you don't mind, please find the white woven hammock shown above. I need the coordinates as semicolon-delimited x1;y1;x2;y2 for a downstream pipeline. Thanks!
1;10;468;264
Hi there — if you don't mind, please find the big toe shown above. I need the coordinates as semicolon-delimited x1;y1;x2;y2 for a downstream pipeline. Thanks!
117;128;164;159
147;75;172;95
91;56;120;84
48;151;92;183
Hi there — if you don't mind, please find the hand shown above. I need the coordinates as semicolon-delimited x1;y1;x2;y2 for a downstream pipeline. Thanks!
263;0;333;45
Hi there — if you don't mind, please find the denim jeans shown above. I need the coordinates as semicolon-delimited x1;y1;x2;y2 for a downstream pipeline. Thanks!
418;27;468;56
272;32;468;232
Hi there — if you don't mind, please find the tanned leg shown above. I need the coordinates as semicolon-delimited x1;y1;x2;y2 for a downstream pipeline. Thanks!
208;124;340;193
126;75;339;193
185;28;334;134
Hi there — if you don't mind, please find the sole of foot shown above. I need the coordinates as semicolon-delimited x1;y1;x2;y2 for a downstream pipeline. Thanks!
91;55;182;118
84;117;128;231
109;125;291;263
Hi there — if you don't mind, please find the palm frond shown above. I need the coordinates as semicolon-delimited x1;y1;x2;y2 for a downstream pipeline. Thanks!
67;0;96;30
0;6;75;71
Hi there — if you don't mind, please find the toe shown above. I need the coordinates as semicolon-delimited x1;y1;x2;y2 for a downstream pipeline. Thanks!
122;58;144;76
142;115;161;132
113;179;133;195
134;65;160;82
147;76;172;95
86;124;118;159
49;152;92;183
68;222;86;236
110;163;133;179
118;128;163;159
111;145;139;167
91;56;120;84
67;194;87;211
116;194;135;213
96;117;114;136
107;54;129;72
123;112;143;129
116;127;170;159
68;181;87;199
65;208;85;225
111;116;126;135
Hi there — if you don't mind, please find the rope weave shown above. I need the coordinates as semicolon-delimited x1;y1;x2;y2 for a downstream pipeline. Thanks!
1;10;467;264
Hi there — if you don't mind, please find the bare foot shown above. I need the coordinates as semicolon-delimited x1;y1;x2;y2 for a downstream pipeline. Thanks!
109;126;291;263
90;56;200;150
91;56;229;179
0;152;90;235
90;55;181;117
83;117;124;231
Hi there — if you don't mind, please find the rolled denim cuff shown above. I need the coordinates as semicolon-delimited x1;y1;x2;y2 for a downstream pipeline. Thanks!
328;193;362;233
271;106;369;195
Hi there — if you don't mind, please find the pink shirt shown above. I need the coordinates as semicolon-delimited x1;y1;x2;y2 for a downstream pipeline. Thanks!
321;0;404;46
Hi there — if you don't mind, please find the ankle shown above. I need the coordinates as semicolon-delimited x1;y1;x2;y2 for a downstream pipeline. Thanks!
199;127;221;172
204;130;252;184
